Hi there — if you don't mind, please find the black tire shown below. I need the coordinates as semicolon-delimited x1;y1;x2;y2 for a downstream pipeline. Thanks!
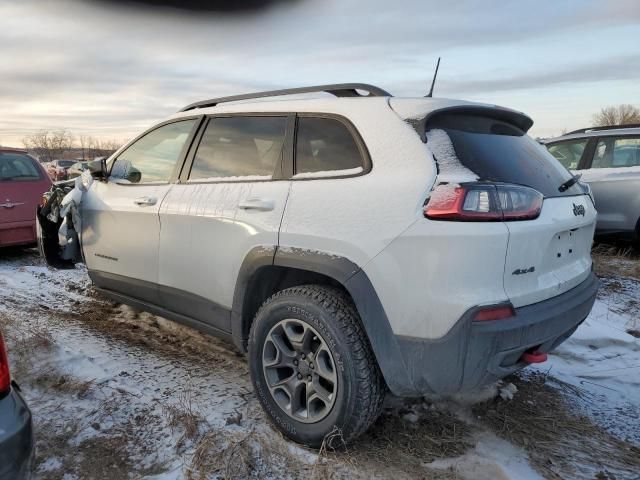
248;285;385;447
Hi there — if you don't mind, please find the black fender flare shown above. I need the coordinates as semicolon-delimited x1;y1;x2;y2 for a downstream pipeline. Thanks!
231;246;416;395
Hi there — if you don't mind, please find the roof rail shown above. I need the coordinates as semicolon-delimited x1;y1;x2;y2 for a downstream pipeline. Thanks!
566;123;640;135
179;83;392;112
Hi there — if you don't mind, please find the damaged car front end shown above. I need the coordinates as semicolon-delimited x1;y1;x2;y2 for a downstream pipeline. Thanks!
36;158;107;269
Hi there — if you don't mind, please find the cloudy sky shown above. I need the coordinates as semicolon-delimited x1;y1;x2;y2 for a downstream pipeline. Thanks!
1;0;639;146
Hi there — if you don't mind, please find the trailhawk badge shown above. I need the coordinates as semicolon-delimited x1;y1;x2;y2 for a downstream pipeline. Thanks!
573;203;585;217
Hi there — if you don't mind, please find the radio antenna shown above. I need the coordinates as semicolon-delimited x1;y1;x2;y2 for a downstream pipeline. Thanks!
426;57;441;98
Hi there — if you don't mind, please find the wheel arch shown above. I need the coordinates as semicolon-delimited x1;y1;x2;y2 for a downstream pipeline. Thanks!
231;246;416;395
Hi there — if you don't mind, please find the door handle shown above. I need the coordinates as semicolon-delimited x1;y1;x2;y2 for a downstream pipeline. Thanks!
133;196;157;206
238;198;275;211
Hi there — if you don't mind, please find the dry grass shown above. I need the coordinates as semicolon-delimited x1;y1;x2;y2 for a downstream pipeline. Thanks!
346;400;474;478
473;373;640;479
164;380;203;448
592;243;640;280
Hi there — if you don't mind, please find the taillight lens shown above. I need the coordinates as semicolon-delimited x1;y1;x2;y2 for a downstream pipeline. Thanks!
0;333;10;395
425;183;543;221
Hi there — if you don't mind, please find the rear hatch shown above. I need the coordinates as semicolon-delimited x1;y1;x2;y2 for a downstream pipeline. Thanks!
1;152;51;224
397;104;596;307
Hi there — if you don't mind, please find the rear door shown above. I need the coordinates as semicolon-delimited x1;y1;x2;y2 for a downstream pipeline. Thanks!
426;113;596;308
81;118;199;304
578;135;640;235
158;114;292;332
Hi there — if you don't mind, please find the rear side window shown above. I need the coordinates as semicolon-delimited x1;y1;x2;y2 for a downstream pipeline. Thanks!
426;113;581;197
591;137;640;168
111;119;196;183
294;117;364;177
547;139;588;170
189;116;286;180
0;152;42;181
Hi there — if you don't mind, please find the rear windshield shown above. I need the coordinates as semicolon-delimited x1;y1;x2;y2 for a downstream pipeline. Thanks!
57;160;75;168
426;113;582;197
0;152;42;181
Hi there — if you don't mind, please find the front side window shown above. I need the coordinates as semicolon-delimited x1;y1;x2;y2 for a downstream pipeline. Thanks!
294;117;364;177
547;139;588;170
189;116;287;180
591;137;640;169
110;119;196;183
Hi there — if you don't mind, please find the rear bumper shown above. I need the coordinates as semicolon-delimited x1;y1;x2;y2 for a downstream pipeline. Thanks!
394;272;599;395
0;220;36;247
0;385;34;480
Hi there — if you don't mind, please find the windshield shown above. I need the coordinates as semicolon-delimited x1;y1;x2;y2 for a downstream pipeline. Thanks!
0;152;42;181
57;160;75;168
426;113;583;197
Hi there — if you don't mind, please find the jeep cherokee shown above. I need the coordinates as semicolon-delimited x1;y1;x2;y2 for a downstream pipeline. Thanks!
37;84;599;446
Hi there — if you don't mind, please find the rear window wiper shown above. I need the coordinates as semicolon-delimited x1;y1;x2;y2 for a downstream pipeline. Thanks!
558;173;581;192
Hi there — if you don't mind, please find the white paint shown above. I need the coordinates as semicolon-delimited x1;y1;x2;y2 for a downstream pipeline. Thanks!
291;166;363;179
186;174;272;182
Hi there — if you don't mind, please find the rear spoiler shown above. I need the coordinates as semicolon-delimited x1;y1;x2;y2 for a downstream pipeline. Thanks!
407;105;534;143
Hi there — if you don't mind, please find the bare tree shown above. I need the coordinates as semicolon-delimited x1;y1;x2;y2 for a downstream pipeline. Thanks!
22;130;123;163
592;104;640;127
22;129;75;163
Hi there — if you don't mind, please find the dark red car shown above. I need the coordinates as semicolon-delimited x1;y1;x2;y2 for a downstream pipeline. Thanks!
0;148;52;247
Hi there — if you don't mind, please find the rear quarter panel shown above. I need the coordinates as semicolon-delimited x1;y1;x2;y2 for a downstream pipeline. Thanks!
278;99;437;267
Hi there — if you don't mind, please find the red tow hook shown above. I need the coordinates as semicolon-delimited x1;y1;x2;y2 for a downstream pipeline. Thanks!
521;350;548;364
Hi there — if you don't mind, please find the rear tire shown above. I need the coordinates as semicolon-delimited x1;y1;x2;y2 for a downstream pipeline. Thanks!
248;285;385;447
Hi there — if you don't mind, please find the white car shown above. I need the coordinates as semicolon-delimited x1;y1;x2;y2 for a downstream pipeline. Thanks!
38;84;599;446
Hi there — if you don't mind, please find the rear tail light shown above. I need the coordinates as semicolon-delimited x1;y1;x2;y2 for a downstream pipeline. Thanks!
474;305;515;321
0;333;10;395
425;183;543;221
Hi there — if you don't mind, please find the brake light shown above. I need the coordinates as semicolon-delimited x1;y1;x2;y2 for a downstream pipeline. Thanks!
0;333;10;395
474;305;515;321
425;183;543;221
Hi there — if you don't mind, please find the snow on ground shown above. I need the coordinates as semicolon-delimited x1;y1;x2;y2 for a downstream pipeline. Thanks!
1;247;639;479
535;275;640;444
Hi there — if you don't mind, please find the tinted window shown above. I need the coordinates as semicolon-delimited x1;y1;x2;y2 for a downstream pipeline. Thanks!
189;116;286;180
592;137;640;168
111;120;196;183
426;114;581;198
0;152;42;181
547;139;587;169
295;117;363;176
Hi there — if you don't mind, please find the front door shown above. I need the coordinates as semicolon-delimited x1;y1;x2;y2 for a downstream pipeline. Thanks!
82;118;199;304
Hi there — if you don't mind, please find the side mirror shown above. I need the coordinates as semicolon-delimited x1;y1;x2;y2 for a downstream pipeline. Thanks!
87;157;108;180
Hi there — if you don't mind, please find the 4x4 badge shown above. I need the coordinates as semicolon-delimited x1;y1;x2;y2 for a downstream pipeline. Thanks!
573;203;585;217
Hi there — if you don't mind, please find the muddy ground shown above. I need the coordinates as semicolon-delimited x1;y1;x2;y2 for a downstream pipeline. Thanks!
1;246;639;480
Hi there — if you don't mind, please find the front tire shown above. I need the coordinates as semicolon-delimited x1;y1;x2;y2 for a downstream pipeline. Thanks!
248;285;385;447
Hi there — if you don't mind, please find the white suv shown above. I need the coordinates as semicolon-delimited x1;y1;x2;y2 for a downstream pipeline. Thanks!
38;84;599;446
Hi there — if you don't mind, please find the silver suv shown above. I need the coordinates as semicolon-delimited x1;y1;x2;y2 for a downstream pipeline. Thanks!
545;125;640;249
39;84;599;446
